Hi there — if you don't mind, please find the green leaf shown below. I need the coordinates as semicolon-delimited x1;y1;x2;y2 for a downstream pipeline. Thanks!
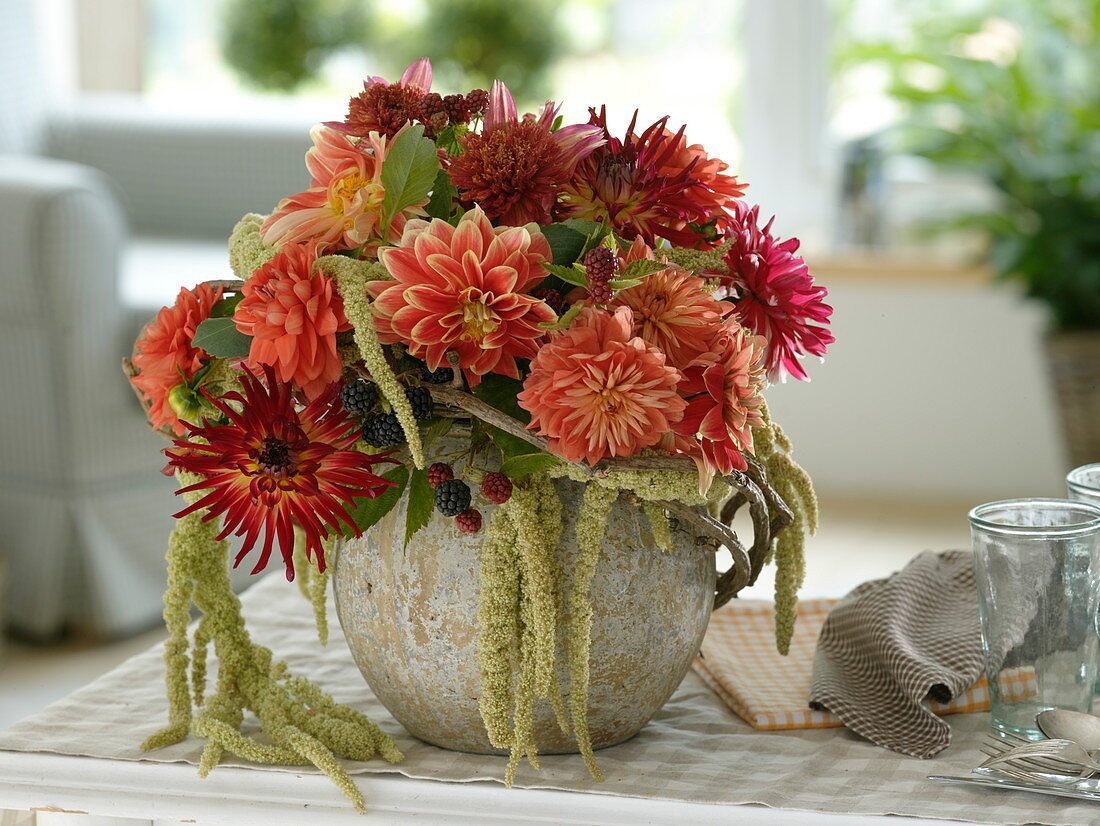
404;468;435;548
550;114;563;132
500;452;562;479
621;258;666;280
488;426;537;460
210;293;244;318
540;262;588;287
472;374;528;422
192;318;253;359
426;169;458;220
539;223;588;265
381;124;440;231
348;465;409;533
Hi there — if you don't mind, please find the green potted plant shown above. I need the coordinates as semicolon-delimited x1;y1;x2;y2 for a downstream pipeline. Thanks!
841;0;1100;464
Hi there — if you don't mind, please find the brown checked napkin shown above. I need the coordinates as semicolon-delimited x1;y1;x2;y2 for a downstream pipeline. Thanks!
808;549;983;758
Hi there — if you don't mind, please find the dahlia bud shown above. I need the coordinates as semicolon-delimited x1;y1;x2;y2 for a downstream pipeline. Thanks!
168;382;212;426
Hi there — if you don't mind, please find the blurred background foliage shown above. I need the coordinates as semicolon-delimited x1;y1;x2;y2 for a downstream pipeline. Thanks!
835;0;1100;329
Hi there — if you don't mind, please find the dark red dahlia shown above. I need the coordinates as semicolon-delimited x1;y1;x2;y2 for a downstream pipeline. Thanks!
560;107;746;249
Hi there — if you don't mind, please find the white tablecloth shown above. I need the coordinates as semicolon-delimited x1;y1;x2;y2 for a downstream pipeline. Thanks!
0;574;1095;825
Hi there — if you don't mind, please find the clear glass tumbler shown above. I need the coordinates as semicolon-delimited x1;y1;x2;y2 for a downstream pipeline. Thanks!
969;498;1100;737
1068;464;1100;507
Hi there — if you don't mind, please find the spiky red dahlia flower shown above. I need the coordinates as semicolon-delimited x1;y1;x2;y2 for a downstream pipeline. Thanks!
233;241;351;400
518;306;685;466
722;203;833;383
164;367;395;580
368;207;556;386
447;81;604;225
610;240;734;367
672;322;767;476
328;58;433;140
131;283;223;436
560;108;745;249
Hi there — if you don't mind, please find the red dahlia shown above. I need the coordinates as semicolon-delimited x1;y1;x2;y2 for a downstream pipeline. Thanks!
164;367;396;580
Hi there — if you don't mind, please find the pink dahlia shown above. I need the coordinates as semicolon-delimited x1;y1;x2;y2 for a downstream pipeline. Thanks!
611;240;734;368
131;283;223;436
722;203;833;383
672;322;767;476
233;241;351;399
560;108;746;249
447;81;604;225
368;207;555;386
329;58;433;140
262;126;422;254
518;306;686;466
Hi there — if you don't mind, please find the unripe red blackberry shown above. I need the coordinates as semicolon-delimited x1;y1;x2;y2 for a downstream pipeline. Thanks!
455;508;483;533
532;287;564;314
442;94;470;124
583;247;618;304
465;89;489;116
435;479;472;517
427;462;454;489
416;92;445;122
481;472;513;504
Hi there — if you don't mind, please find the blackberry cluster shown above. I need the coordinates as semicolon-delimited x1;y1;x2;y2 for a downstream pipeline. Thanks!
455;508;483;534
405;386;433;421
583;247;619;304
481;472;513;505
420;365;454;385
340;379;378;417
427;462;454;489
532;287;564;314
465;89;489;117
435;479;472;517
362;413;405;447
442;94;470;125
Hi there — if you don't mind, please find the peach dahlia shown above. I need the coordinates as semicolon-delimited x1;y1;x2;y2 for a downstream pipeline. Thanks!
368;207;556;386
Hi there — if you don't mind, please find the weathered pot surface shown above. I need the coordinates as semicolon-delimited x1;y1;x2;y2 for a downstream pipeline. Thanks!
334;475;716;754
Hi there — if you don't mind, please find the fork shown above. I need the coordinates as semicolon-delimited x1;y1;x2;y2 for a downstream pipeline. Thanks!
981;736;1084;777
979;738;1100;778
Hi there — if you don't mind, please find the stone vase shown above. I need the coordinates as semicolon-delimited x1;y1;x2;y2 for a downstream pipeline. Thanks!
333;475;716;754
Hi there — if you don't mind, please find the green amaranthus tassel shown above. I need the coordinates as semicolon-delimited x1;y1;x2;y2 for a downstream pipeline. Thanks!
144;472;402;813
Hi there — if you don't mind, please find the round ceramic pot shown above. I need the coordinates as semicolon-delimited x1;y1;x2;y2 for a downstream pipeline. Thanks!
333;475;716;754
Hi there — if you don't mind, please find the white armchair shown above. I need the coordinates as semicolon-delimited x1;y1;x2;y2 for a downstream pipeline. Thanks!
0;3;314;637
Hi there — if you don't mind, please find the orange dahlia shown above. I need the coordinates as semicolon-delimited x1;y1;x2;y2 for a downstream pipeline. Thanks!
610;240;734;368
672;322;767;475
131;283;223;436
368;207;555;386
518;306;686;466
233;241;351;400
560;108;746;249
164;367;396;580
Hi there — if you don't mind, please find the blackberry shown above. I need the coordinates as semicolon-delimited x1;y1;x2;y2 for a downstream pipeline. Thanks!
420;365;454;385
404;385;434;421
583;247;618;304
442;93;470;124
532;287;564;314
465;89;489;116
481;472;513;504
455;508;483;533
435;479;472;517
362;413;405;447
340;379;377;416
416;92;445;123
427;462;454;489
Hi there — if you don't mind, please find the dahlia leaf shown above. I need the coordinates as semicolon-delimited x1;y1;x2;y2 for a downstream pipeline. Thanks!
192;318;254;359
425;169;458;220
472;375;529;423
620;258;666;281
381;124;440;230
539;223;587;265
403;468;435;548
499;452;562;480
348;465;409;534
540;262;588;288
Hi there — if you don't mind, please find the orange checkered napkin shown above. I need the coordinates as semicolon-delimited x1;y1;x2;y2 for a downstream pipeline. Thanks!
692;598;1015;731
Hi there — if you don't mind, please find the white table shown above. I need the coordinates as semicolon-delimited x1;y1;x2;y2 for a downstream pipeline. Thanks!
0;749;953;826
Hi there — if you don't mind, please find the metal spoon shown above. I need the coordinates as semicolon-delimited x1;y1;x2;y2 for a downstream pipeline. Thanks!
1037;709;1100;752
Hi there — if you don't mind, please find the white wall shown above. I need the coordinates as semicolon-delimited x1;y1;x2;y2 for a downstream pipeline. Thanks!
764;275;1067;502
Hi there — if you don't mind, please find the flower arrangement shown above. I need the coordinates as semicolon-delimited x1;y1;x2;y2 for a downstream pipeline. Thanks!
124;58;832;812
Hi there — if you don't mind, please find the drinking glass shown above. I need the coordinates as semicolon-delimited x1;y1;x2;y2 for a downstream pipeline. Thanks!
1067;464;1100;507
969;498;1100;737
